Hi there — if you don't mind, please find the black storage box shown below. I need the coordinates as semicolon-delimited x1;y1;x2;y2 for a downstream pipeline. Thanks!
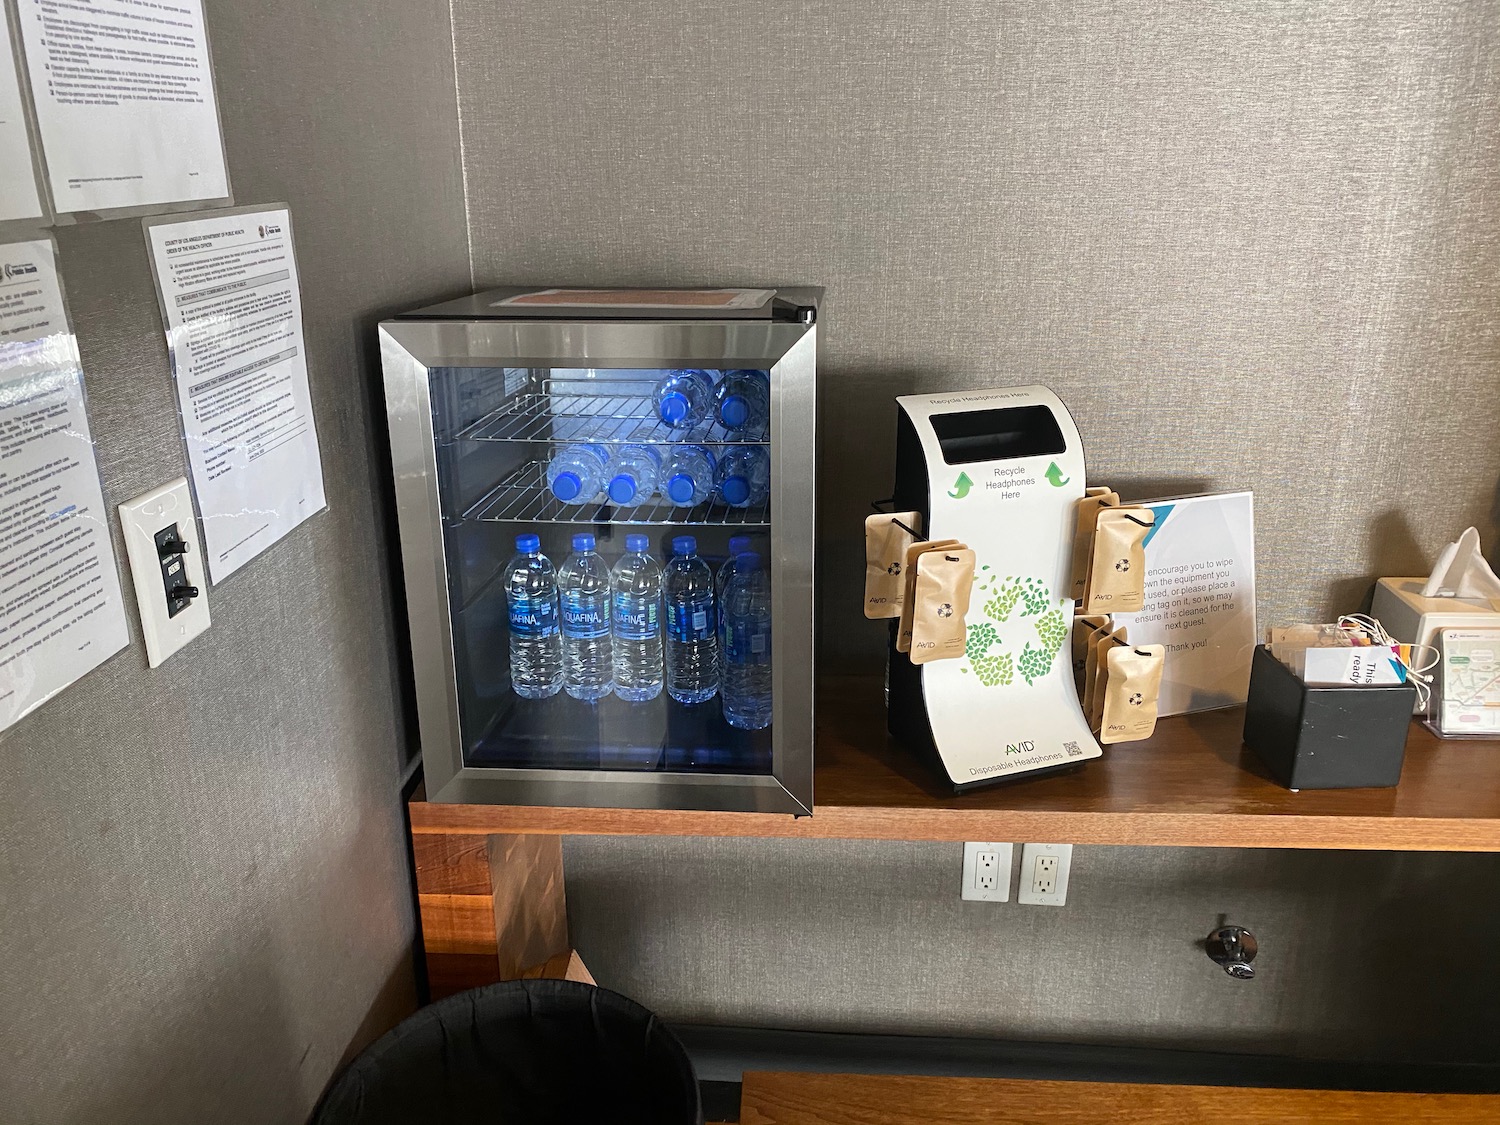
1242;645;1417;790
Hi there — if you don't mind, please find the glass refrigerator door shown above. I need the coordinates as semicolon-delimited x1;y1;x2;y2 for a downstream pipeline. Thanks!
430;365;776;777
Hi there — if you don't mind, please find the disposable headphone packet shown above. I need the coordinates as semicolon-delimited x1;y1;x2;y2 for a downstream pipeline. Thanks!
1084;507;1154;613
864;511;923;620
910;548;976;665
897;539;962;653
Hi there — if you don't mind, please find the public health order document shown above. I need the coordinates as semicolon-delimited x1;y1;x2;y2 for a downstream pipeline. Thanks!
16;0;228;213
0;239;128;731
0;14;43;222
146;208;326;583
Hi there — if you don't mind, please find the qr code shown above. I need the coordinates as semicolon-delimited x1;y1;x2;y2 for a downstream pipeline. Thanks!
1063;741;1084;758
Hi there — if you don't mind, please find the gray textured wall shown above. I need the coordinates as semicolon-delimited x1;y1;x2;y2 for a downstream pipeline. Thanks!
453;0;1500;664
0;3;469;1124
566;838;1500;1063
451;0;1500;1055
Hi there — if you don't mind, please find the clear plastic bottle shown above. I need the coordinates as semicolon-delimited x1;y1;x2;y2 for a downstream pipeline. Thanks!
547;443;610;504
716;535;755;604
505;534;563;699
721;551;773;729
605;444;661;506
610;534;664;702
660;444;717;507
715;445;770;508
716;535;754;680
557;533;613;702
653;368;716;429
664;535;719;704
714;369;770;436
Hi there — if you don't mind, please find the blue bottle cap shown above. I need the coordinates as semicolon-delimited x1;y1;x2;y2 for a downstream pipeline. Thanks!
666;474;697;504
736;551;762;572
658;391;690;426
720;475;750;506
719;394;749;429
607;474;637;505
728;535;753;555
572;533;595;551
625;534;650;552
672;536;697;556
515;534;541;553
551;471;582;501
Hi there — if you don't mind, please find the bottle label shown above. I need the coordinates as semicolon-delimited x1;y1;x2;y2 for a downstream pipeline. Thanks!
667;597;715;642
561;594;609;639
613;593;660;641
725;621;771;663
508;595;558;638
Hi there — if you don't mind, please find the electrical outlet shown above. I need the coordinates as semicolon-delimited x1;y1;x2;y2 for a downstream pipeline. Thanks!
1017;843;1073;906
961;842;1013;902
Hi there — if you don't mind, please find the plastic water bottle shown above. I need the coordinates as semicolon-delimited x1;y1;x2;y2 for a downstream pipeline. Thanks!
716;535;754;680
547;443;610;504
660;445;717;507
664;536;718;704
605;444;661;506
611;534;664;702
505;534;562;699
714;369;770;436
716;535;755;604
715;445;770;508
653;369;716;429
557;533;613;702
721;551;773;729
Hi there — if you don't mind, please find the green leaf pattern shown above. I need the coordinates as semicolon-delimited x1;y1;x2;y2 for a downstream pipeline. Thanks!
962;577;1066;688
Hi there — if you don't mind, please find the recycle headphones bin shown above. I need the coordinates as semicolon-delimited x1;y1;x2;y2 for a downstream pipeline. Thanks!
888;387;1101;790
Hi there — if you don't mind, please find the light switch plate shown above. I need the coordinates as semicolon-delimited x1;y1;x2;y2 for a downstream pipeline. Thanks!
119;478;209;667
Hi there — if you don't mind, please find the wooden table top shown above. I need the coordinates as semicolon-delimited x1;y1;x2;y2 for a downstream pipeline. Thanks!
737;1071;1500;1124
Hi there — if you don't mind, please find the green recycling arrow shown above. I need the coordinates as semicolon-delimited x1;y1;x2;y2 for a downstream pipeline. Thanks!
948;472;973;499
1045;462;1070;487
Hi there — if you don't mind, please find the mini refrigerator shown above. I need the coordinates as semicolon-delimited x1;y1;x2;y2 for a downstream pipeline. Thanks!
378;287;818;813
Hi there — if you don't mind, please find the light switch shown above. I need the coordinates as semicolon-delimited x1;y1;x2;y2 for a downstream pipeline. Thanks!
119;478;209;667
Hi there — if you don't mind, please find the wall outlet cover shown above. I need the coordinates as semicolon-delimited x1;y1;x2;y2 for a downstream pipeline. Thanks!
119;478;209;668
961;841;1014;902
1017;843;1073;906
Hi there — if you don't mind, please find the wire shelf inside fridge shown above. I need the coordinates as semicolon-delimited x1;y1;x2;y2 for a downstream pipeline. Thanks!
463;459;771;526
457;392;769;446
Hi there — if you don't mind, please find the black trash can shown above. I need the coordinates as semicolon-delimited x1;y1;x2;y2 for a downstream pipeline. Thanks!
313;979;702;1125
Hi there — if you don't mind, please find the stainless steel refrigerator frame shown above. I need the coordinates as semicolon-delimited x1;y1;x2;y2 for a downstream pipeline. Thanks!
378;302;817;814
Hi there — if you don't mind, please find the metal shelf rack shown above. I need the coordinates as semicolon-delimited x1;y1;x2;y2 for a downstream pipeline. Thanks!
456;392;769;447
462;459;771;526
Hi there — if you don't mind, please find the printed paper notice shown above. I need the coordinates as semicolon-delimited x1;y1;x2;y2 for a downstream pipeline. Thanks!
1125;492;1257;716
17;0;228;214
146;208;325;582
0;15;43;222
0;239;129;731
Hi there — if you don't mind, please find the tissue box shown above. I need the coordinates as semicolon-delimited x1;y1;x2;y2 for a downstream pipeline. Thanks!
1242;646;1417;790
1372;578;1500;650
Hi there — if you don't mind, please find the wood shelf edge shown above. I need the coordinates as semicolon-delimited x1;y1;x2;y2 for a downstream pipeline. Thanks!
408;803;1500;851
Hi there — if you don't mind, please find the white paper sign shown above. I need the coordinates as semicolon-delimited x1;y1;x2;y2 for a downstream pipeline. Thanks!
146;208;325;582
17;0;228;214
0;15;43;222
0;238;129;731
1126;492;1257;716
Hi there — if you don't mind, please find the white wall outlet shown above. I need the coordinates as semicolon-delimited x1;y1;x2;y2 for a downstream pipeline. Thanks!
961;842;1013;902
118;478;210;668
1017;843;1073;906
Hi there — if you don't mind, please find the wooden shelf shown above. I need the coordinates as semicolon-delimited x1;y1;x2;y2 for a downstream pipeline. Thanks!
409;676;1500;851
